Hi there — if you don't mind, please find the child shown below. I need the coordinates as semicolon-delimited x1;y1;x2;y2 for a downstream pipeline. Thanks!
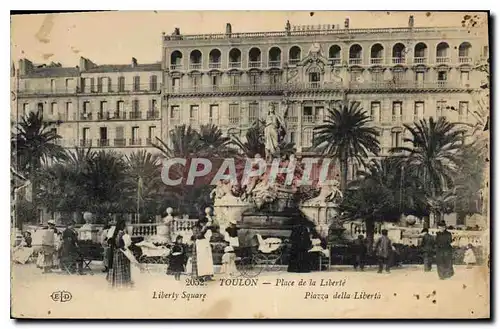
169;235;186;281
463;244;477;269
221;246;237;276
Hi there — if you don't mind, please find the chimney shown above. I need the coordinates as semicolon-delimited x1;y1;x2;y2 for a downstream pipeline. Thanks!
131;57;138;67
408;15;415;28
226;23;232;35
344;18;350;29
79;57;96;72
18;58;34;76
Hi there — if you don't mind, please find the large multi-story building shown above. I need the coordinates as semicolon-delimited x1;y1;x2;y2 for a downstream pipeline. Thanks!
162;18;487;176
13;16;488;175
14;57;163;155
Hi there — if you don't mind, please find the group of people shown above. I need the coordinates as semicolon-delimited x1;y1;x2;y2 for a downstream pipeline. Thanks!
31;220;85;274
351;221;477;279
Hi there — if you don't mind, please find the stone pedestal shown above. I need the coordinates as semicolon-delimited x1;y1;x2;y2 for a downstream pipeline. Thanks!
78;223;100;242
213;200;252;234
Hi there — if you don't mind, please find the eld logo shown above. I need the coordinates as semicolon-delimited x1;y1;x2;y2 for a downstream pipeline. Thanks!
50;291;72;303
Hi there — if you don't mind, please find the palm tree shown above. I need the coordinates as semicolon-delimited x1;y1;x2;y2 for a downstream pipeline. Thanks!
198;124;235;157
152;124;202;158
343;158;402;248
12;111;66;224
391;117;465;228
313;101;381;191
124;150;166;222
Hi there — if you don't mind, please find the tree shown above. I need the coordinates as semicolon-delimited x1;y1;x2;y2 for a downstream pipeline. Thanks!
12;111;66;225
340;159;399;250
124;150;167;222
313;101;380;191
391;117;465;228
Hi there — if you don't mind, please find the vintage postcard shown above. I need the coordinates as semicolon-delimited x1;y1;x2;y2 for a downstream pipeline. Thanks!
10;10;490;319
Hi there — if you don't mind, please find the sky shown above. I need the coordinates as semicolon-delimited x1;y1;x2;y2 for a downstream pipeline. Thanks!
10;11;487;67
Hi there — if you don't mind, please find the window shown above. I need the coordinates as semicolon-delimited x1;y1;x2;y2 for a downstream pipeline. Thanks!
392;102;402;121
371;71;384;84
117;100;124;112
131;127;139;142
150;75;158;91
270;73;281;86
133;76;140;91
151;99;157;110
211;75;220;89
118;77;125;92
172;78;180;92
315;106;324;121
115;126;124;146
303;106;313;122
133;99;140;112
209;105;219;123
65;78;72;91
100;127;108;141
82;127;90;141
50;102;57;116
99;101;107;115
83;101;90;114
249;74;261;87
289;131;296;144
414;101;425;120
23;103;29;116
438;71;447;81
229;104;240;124
229;74;240;88
460;71;470;85
65;102;72;120
459;101;469;120
50;79;56;92
170;105;180;120
350;70;362;82
249;103;259;122
37;103;44;113
97;78;103;92
148;126;156;143
391;131;402;148
436;100;447;118
370;102;381;122
393;70;405;83
191;75;200;90
190;105;199;122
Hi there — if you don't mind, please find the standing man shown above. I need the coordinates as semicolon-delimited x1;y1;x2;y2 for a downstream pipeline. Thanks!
420;228;435;272
353;235;367;271
374;229;393;274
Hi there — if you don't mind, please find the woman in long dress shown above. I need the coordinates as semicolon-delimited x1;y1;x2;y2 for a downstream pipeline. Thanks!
264;105;286;161
106;219;133;288
287;225;312;273
435;221;454;280
60;221;82;274
190;217;214;281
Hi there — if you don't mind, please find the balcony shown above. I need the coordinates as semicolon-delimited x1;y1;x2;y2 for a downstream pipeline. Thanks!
97;139;110;147
129;111;142;120
348;80;469;90
80;113;92;121
17;88;78;96
413;57;427;64
229;118;240;125
229;62;241;68
209;62;221;69
79;83;161;95
114;138;126;147
109;111;126;120
436;57;450;64
248;61;262;68
459;56;472;64
302;115;320;124
392;57;406;64
147;110;160;119
97;112;107;120
80;139;92;147
349;58;362;65
392;115;402;122
329;58;341;65
189;63;202;70
289;59;301;65
170;64;183;70
287;116;298;123
370;58;384;65
129;138;142;146
268;61;281;68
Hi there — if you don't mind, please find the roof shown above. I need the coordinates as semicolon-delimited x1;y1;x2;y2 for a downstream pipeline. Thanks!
84;63;162;73
21;66;80;78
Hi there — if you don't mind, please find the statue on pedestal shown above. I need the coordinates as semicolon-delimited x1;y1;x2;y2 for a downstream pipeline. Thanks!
264;104;287;162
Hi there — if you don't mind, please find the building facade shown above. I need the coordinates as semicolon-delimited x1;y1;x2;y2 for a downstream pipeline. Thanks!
162;18;488;176
13;17;488;175
14;57;163;156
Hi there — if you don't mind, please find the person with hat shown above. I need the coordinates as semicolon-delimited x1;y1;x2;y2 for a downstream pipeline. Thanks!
61;220;84;275
374;229;393;274
168;235;186;281
419;228;435;272
224;218;240;248
435;221;454;279
221;246;237;276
